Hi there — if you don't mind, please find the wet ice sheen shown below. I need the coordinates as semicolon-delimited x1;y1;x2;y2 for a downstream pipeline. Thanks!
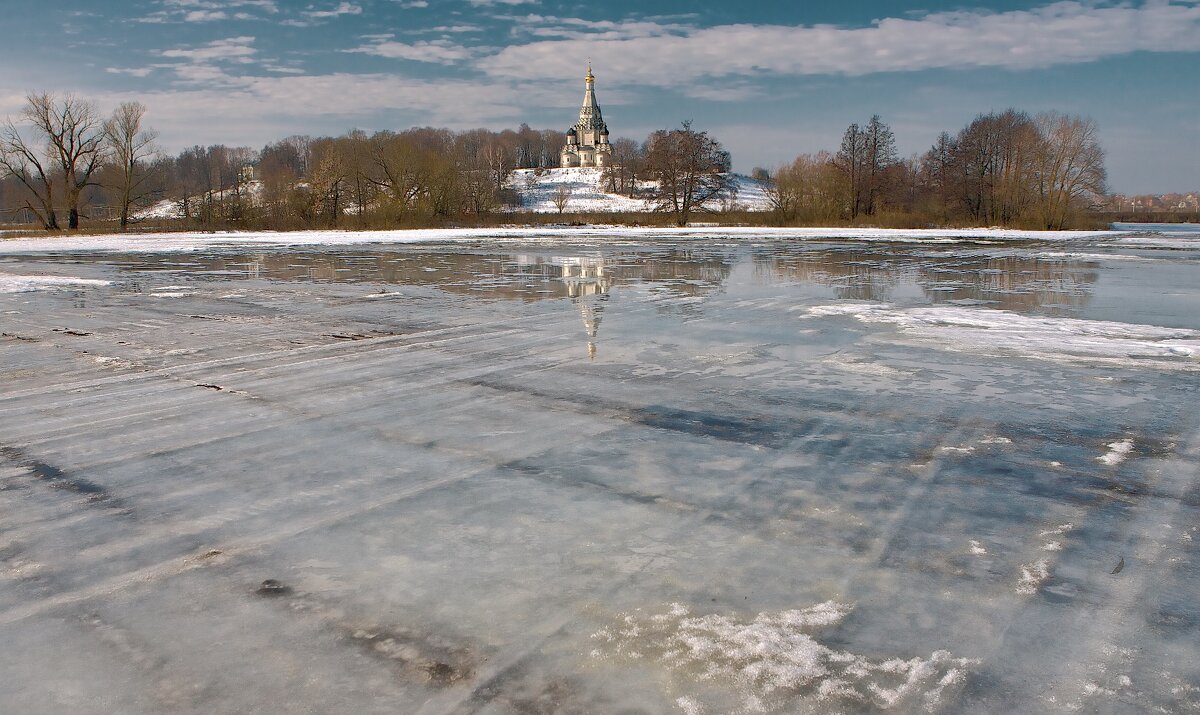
1;228;1199;714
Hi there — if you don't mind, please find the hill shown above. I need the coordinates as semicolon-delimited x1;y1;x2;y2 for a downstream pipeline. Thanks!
132;167;775;222
508;167;773;213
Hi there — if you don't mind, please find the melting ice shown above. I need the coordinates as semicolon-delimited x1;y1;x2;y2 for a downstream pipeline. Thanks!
1;228;1198;714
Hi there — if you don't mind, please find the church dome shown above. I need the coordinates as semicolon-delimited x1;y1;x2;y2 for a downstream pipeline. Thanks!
600;127;609;135
566;127;577;135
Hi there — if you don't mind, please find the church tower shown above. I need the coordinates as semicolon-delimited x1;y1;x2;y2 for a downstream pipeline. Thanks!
561;64;612;169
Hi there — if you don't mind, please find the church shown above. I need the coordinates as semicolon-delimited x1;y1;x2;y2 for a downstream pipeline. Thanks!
560;65;612;168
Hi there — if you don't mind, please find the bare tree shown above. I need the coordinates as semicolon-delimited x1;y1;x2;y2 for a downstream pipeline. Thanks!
834;123;865;219
338;130;376;225
954;109;1039;225
309;139;348;227
643;122;731;226
552;184;573;214
105;101;159;230
862;115;898;215
835;116;897;218
768;152;843;225
1034;112;1107;230
602;137;642;197
11;94;108;229
919;132;958;222
0;116;59;229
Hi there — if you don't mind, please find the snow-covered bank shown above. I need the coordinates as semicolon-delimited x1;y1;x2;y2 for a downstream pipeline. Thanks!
0;226;1120;255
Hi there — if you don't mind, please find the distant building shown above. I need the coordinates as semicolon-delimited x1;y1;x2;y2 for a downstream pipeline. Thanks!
239;163;257;185
560;65;612;168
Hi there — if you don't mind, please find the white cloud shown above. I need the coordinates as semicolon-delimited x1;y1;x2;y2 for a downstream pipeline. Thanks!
468;0;538;5
105;67;156;78
262;64;307;74
427;24;484;33
347;37;475;64
137;0;277;23
393;0;428;7
86;72;557;151
305;2;363;18
165;0;276;9
184;10;228;21
507;15;691;41
161;36;258;64
484;2;1200;85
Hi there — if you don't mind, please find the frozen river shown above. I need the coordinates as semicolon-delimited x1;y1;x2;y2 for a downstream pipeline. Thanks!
1;227;1198;713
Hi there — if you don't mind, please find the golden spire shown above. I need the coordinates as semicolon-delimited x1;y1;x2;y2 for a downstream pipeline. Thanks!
586;60;594;83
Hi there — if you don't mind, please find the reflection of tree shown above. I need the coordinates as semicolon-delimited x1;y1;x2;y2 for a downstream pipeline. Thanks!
753;249;901;301
107;248;734;302
923;256;1097;313
754;248;1097;313
627;250;733;298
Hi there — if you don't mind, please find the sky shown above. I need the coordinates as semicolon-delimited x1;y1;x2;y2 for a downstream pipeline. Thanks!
1;0;1198;194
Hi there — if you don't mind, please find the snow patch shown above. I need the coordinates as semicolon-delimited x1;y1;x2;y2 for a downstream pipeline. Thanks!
1017;522;1076;594
938;446;976;455
1017;559;1051;595
592;602;976;713
806;303;1200;368
1039;523;1074;538
1098;440;1134;466
0;272;111;293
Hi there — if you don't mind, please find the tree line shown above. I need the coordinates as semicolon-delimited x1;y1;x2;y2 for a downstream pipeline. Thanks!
766;110;1108;229
1;92;1109;231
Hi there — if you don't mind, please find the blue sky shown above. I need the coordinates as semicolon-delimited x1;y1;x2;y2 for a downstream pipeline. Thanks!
2;0;1198;193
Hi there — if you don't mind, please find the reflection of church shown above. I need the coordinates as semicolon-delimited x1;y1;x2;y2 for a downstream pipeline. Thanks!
512;255;610;358
559;258;609;360
560;65;612;168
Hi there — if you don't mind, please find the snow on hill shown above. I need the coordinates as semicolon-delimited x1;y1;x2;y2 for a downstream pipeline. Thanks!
508;167;773;213
133;170;774;221
136;198;185;221
134;180;266;222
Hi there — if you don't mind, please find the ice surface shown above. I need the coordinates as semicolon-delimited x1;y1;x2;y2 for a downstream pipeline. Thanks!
0;225;1119;256
2;231;1198;713
807;303;1200;368
1100;223;1200;251
0;271;112;293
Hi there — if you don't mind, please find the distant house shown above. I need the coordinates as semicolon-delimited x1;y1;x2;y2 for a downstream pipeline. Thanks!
560;65;612;168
